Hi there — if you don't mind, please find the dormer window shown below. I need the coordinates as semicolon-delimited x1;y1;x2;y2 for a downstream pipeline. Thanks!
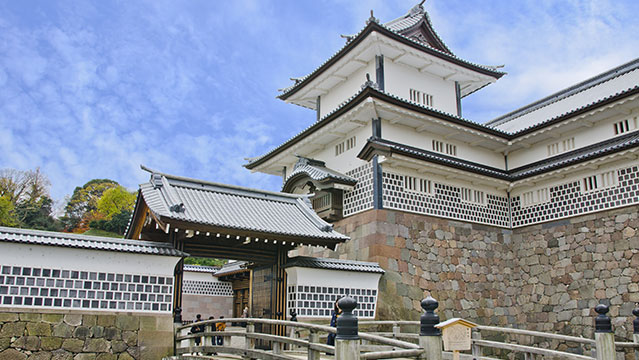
335;136;356;156
432;140;456;156
614;118;636;135
409;89;434;107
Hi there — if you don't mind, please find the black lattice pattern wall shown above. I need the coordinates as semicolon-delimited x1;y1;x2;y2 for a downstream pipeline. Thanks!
381;171;510;227
0;265;173;313
287;285;377;318
182;280;233;296
512;165;639;227
343;163;374;216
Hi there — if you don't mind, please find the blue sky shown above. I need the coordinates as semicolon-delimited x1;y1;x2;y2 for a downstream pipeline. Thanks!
1;0;638;204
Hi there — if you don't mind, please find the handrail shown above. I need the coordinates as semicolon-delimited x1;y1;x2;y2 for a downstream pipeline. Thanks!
476;325;596;345
473;339;594;360
360;348;424;359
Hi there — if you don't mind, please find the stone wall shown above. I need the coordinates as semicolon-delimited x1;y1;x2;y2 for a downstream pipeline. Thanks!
0;310;173;360
292;205;639;344
181;295;233;322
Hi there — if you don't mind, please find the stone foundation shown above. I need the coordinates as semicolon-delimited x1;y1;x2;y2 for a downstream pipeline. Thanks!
0;310;173;360
292;205;639;346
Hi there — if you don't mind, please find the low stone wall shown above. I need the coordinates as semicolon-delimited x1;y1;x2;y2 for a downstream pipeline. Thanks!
181;295;233;322
0;310;173;360
292;205;639;347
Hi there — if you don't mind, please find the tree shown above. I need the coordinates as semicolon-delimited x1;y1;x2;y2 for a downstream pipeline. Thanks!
0;196;18;227
62;179;118;231
0;168;61;231
96;186;136;219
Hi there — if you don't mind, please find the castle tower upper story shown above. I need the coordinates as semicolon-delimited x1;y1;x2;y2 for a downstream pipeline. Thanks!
277;2;505;119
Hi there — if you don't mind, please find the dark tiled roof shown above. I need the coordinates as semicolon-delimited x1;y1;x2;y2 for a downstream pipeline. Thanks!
283;157;356;191
509;131;639;179
278;19;504;100
184;264;219;273
285;256;385;274
213;261;248;277
383;3;453;54
359;138;510;180
136;167;349;242
246;86;510;170
0;226;186;257
361;132;639;182
488;58;639;128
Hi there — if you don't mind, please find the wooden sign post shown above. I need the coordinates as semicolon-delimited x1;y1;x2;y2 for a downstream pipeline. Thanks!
435;318;478;360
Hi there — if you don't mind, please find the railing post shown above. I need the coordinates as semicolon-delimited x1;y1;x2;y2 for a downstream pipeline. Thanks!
633;307;639;360
419;296;442;360
173;307;182;355
594;304;615;360
471;328;482;359
308;329;320;360
393;322;401;339
335;296;360;360
244;322;255;360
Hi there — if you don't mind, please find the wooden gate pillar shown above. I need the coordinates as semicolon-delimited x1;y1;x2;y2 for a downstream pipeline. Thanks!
172;232;184;322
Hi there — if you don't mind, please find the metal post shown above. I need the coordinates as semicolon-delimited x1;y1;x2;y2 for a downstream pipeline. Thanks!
335;296;359;360
308;330;320;360
419;296;442;360
594;304;615;360
633;307;639;360
471;328;482;359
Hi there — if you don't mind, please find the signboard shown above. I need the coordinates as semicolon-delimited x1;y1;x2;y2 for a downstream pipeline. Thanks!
441;323;472;351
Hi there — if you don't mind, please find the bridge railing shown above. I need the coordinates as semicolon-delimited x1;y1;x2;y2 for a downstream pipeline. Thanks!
173;297;639;360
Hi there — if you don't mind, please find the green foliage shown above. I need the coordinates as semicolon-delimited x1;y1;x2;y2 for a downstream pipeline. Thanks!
83;228;122;238
96;186;135;219
88;210;132;235
0;168;61;231
62;179;118;231
184;257;227;267
0;196;18;227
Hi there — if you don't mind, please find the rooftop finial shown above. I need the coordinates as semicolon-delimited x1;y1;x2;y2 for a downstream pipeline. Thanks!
361;73;378;90
409;1;426;16
366;9;379;24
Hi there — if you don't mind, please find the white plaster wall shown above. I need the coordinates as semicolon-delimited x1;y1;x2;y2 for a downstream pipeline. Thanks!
183;271;220;282
308;125;372;174
384;60;458;115
285;267;382;290
320;61;376;119
493;69;639;133
382;121;505;169
508;111;639;169
384;164;508;199
0;243;179;276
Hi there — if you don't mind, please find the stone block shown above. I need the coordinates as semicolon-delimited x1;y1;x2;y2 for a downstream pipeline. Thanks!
0;338;7;352
52;323;73;338
73;354;96;360
0;348;27;360
96;316;115;328
12;336;41;351
27;322;52;336
19;313;42;322
0;313;19;322
111;340;127;353
95;354;116;360
42;314;63;324
90;326;104;338
1;322;26;337
84;338;110;353
125;347;139;359
27;352;52;360
73;326;90;339
51;349;72;360
138;317;156;331
82;316;96;327
155;317;173;332
122;331;137;347
63;315;82;327
40;337;63;351
61;339;84;353
117;353;134;360
115;316;138;332
104;328;120;341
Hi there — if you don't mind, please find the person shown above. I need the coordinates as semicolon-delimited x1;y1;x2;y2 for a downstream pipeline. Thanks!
241;306;249;327
208;316;217;355
326;298;342;346
216;316;227;346
190;314;204;350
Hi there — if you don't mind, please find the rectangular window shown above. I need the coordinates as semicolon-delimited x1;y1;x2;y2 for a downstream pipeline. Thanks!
521;188;549;207
432;140;457;156
403;175;432;195
582;170;619;192
600;170;618;188
409;88;434;107
335;136;356;156
547;137;575;156
460;188;484;204
614;119;630;135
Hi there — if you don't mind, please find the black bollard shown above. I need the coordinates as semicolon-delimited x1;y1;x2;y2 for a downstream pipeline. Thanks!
594;304;612;333
174;307;182;324
633;307;639;334
336;296;359;340
420;296;441;336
